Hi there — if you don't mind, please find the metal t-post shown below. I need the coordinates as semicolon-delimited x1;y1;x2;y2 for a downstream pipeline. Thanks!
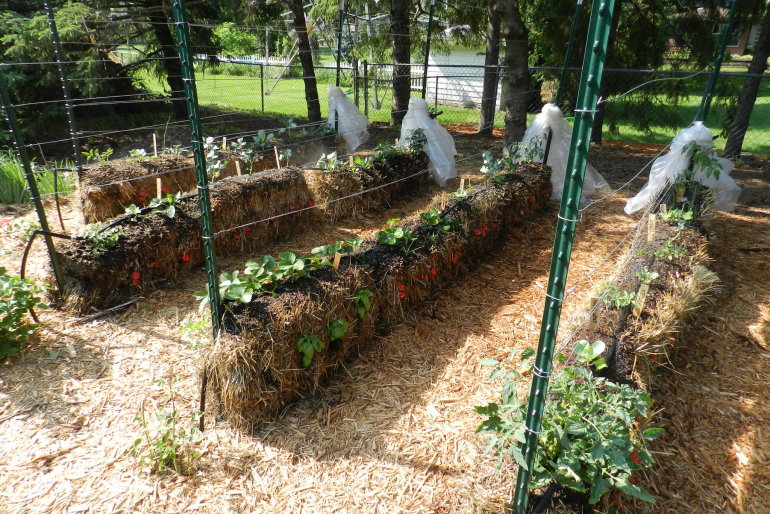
696;0;738;123
544;0;584;164
335;0;346;131
421;0;436;99
171;0;222;431
0;69;67;297
511;1;616;512
44;1;83;184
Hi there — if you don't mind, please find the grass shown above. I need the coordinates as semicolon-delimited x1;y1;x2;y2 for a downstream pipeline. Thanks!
0;151;76;205
138;65;770;155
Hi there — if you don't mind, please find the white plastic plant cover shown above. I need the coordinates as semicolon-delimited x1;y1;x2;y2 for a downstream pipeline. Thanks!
516;103;610;204
624;122;741;214
398;97;458;188
326;85;369;153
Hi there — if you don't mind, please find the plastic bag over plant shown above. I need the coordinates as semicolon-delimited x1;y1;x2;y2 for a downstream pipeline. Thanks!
625;122;741;214
515;103;609;205
326;85;369;153
398;97;458;188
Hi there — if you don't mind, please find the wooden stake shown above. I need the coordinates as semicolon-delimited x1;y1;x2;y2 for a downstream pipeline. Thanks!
440;192;447;210
517;262;522;277
152;133;158;157
332;252;342;270
156;178;162;199
460;178;465;191
235;160;242;176
222;136;227;149
589;295;600;330
676;187;685;203
274;146;281;168
633;283;650;317
660;203;667;215
349;155;354;166
647;213;656;242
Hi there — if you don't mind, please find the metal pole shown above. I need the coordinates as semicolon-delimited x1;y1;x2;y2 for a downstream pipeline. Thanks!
511;1;616;512
336;0;345;87
435;75;439;107
0;68;67;297
363;60;369;117
171;0;222;431
353;58;359;108
260;63;265;112
555;0;584;107
696;0;738;123
44;1;83;183
421;0;436;99
545;0;584;164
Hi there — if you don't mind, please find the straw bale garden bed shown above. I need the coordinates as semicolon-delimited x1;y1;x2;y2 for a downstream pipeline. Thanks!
1;129;769;513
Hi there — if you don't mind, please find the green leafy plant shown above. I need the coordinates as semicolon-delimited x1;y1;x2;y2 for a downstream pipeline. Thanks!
279;148;292;167
162;145;186;156
128;148;148;158
148;193;179;218
179;317;209;350
328;319;349;341
373;140;409;161
420;208;455;232
252;130;276;150
317;151;341;173
659;208;693;224
353;289;373;320
131;379;202;475
79;223;122;256
296;334;324;367
0;151;76;204
311;237;362;259
352;155;374;171
573;339;608;370
0;267;47;359
376;218;417;255
654;240;686;261
203;137;227;180
480;150;506;176
634;267;660;284
82;147;113;163
124;203;142;219
475;350;661;506
601;283;637;309
405;128;427;154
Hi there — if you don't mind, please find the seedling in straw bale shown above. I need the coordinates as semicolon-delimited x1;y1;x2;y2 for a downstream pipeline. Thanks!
0;267;47;360
328;319;349;341
353;289;373;320
252;130;276;150
148;192;181;218
128;148;148;159
296;334;324;367
317;152;342;173
352;155;374;171
81;147;113;163
79;223;122;257
476;348;661;505
311;237;362;260
573;339;608;370
601;283;637;309
162;145;186;156
634;267;660;285
376;218;418;255
279;148;292;167
654;239;686;261
131;380;202;475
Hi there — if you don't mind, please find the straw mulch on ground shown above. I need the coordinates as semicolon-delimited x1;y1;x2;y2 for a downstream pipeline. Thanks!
0;137;768;512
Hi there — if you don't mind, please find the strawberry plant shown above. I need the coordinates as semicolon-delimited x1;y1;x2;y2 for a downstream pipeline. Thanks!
353;289;373;320
0;267;47;359
376;218;417;255
80;223;122;256
311;237;362;259
296;334;324;367
634;267;660;284
654;239;686;261
601;283;637;309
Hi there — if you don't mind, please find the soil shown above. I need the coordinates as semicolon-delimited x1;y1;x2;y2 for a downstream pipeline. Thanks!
0;124;768;512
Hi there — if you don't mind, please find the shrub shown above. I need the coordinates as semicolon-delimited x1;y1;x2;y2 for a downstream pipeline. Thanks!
0;267;47;359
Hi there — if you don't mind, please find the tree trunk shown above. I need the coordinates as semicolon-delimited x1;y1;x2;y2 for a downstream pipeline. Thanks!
591;4;621;143
725;6;770;158
390;0;411;125
479;0;502;135
287;0;322;123
148;8;186;119
501;0;531;146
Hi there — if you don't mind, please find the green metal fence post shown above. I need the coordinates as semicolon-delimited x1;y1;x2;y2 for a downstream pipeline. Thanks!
171;0;222;431
696;0;738;123
336;0;345;88
545;0;584;164
421;0;436;99
0;67;67;297
44;1;83;183
511;1;616;512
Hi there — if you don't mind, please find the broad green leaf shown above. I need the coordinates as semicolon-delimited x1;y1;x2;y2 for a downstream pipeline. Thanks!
642;427;664;440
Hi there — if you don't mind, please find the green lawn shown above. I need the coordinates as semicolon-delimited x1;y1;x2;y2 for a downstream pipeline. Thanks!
139;67;770;155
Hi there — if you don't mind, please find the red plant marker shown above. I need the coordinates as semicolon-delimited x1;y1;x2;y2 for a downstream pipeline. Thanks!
430;267;437;277
649;355;657;361
307;200;315;207
148;261;161;269
181;254;191;262
474;229;482;236
290;205;299;211
519;209;525;215
630;452;640;464
131;271;141;286
245;227;252;234
161;187;169;194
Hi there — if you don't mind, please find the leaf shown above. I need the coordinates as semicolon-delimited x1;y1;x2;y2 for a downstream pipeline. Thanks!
480;357;499;367
520;348;535;360
618;476;656;503
642;427;664;440
588;477;611;504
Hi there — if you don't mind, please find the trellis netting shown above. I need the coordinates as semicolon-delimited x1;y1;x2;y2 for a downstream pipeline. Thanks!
326;85;369;153
399;97;458;188
625;122;741;214
516;103;610;204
